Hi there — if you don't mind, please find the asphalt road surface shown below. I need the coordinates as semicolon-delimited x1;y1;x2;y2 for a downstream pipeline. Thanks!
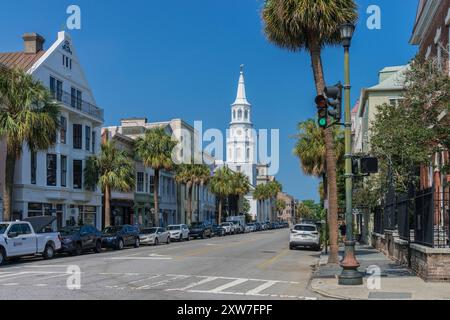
0;229;321;300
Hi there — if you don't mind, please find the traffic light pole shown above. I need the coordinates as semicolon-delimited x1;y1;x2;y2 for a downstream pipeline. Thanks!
338;44;363;286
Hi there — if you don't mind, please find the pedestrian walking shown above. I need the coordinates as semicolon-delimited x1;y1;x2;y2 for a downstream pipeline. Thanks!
339;221;347;244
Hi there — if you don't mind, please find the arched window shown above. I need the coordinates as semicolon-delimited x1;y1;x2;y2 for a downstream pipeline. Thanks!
238;109;242;120
244;110;248;120
233;110;236;120
246;148;250;160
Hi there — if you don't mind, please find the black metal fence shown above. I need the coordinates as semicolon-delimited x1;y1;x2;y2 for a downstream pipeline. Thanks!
414;187;450;248
384;185;397;230
374;206;384;234
396;193;411;241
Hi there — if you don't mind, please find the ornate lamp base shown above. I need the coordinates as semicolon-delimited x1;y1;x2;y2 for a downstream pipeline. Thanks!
338;241;363;286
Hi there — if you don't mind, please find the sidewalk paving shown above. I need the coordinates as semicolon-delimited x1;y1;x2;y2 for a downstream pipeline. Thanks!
311;245;450;300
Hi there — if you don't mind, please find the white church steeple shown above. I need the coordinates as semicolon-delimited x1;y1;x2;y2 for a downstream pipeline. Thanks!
233;64;250;106
230;65;252;125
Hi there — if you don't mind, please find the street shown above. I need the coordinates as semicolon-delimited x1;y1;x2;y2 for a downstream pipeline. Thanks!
0;229;320;300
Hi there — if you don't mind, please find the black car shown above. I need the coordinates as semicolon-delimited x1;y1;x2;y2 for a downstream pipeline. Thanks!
59;225;102;255
254;222;262;231
102;225;140;250
212;224;225;237
189;222;213;239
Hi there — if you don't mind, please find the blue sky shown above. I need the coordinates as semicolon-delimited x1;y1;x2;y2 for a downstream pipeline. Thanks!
0;0;419;202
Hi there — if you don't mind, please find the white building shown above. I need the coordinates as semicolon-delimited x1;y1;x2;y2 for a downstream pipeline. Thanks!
223;66;273;222
0;32;103;229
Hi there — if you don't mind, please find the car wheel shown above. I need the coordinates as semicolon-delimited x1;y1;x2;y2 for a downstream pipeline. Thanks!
43;243;55;260
166;236;170;245
134;237;140;248
154;238;159;246
116;239;124;250
94;240;102;253
179;234;183;242
208;231;212;238
74;243;82;256
0;248;6;266
289;244;295;250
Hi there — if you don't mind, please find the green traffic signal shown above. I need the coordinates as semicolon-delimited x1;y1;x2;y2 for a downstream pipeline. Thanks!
318;117;327;128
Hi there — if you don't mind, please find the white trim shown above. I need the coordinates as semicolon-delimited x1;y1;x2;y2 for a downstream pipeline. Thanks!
445;8;450;25
434;27;442;44
425;45;432;59
410;0;441;45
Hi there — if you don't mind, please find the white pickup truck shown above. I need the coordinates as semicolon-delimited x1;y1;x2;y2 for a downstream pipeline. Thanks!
0;217;62;265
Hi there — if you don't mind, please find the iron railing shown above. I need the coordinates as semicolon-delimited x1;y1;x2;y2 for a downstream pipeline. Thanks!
384;185;397;230
52;90;104;122
396;193;411;241
374;206;384;234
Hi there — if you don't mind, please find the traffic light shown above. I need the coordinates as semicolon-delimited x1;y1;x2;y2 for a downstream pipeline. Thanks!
324;82;343;121
315;95;328;128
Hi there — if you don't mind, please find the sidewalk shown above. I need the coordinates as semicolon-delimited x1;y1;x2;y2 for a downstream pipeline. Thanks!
311;245;450;300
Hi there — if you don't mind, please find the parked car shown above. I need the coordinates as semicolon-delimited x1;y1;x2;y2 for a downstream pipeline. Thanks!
254;222;262;231
230;221;244;234
0;217;62;265
167;224;190;241
212;224;226;237
102;225;140;250
59;225;102;255
244;224;253;233
219;222;234;235
189;222;213;239
289;224;321;251
140;227;171;245
246;223;256;232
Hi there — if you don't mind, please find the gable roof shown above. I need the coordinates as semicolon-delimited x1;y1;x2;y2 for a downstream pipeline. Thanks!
0;51;46;71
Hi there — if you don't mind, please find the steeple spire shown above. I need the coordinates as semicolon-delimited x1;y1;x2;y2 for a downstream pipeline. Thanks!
233;64;250;106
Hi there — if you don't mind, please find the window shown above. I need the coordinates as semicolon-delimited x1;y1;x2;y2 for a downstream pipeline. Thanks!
145;174;149;193
71;88;82;109
236;166;241;172
46;154;57;186
60;116;67;144
92;131;96;154
244;110;248;120
85;126;91;151
61;155;67;187
246;148;250;160
389;98;404;107
137;172;144;192
73;160;83;189
50;76;63;101
73;124;82;149
233;110;236;120
31;152;37;185
238;109;242;120
62;55;72;69
150;176;155;193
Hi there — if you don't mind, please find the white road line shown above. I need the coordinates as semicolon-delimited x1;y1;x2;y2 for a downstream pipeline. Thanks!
136;275;187;290
167;276;218;291
33;273;68;282
128;275;162;284
245;281;277;296
2;283;19;286
99;272;140;276
22;265;72;268
207;278;249;293
106;257;173;260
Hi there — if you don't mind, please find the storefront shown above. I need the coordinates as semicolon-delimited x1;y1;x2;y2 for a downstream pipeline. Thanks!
134;193;154;227
111;200;134;226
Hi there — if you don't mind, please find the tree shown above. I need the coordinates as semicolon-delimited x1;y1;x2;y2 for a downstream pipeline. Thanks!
262;0;358;264
0;68;60;221
135;127;177;226
242;198;251;215
175;164;211;225
275;199;286;220
253;184;270;221
210;166;233;224
230;172;251;214
84;141;135;227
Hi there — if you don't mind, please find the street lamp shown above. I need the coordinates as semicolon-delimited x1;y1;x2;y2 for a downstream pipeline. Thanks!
338;22;363;286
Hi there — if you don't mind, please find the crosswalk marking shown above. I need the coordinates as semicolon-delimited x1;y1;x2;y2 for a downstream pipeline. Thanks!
129;274;162;284
208;278;248;293
168;276;218;291
245;281;277;296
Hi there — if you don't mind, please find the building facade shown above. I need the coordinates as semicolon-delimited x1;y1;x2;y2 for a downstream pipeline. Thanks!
0;32;103;229
277;192;295;224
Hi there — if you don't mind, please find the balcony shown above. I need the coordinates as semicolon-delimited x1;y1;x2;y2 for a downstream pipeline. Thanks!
52;90;104;122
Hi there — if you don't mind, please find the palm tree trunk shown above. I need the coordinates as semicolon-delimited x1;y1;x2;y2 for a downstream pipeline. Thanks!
3;151;16;221
309;38;339;264
187;184;192;226
217;197;223;224
153;169;160;227
104;185;111;228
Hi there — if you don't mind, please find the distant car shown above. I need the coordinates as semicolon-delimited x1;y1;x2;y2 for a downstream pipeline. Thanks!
212;224;226;237
246;223;256;232
167;224;189;241
254;222;262;231
189;222;213;239
219;222;234;235
102;225;140;250
59;225;102;255
140;227;171;245
231;221;244;234
289;224;321;251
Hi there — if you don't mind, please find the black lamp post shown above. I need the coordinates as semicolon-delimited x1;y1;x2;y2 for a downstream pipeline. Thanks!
338;22;363;286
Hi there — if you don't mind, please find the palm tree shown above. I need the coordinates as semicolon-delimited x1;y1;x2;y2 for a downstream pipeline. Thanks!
253;184;270;222
84;141;135;228
175;164;211;225
267;181;282;221
262;0;357;263
0;68;60;221
210;166;233;224
135;127;177;226
230;172;251;214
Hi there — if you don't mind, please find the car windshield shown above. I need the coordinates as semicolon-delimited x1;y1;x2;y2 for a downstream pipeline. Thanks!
0;224;9;234
103;226;121;234
294;225;317;232
141;228;157;234
168;226;181;230
190;223;202;228
59;227;80;236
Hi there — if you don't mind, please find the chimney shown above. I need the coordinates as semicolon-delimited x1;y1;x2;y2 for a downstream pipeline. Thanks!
22;33;45;54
